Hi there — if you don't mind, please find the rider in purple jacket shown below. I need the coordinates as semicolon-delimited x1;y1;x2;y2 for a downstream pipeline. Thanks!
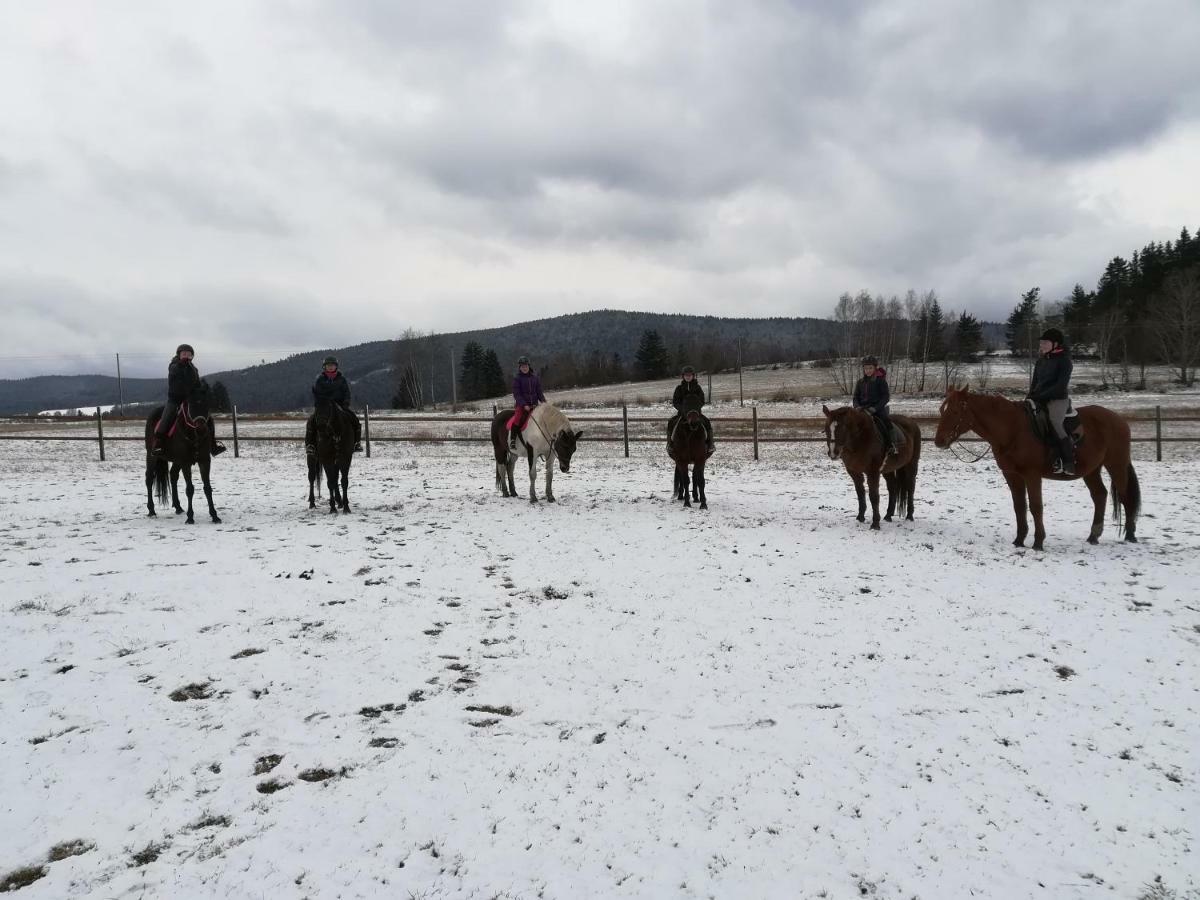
510;356;546;449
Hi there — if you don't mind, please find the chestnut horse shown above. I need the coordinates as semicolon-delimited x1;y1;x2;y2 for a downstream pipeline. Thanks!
822;405;922;529
933;386;1140;550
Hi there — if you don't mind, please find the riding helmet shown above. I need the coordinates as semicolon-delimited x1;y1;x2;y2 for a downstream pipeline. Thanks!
1039;328;1064;345
323;355;339;367
176;343;195;357
861;355;878;367
517;356;530;366
681;365;696;375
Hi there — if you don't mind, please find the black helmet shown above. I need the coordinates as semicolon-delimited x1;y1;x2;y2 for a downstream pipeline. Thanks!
176;343;195;357
323;355;339;367
681;365;695;375
861;355;878;367
1039;328;1064;345
517;356;530;366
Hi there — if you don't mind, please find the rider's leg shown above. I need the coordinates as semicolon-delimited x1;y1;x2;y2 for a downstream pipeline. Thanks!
667;414;679;447
876;413;897;455
701;414;715;453
209;419;226;456
347;408;363;452
1046;398;1074;473
509;407;525;451
153;402;178;454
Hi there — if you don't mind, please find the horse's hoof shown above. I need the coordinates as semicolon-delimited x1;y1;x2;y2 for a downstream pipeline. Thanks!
884;514;893;522
1032;542;1044;551
699;503;708;510
211;516;222;524
147;511;156;518
905;514;914;522
1086;535;1100;545
186;517;195;525
870;522;880;531
856;514;865;523
1013;538;1025;547
1125;534;1138;543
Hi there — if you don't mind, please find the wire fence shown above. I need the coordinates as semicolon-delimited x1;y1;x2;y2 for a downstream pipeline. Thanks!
1;403;1196;463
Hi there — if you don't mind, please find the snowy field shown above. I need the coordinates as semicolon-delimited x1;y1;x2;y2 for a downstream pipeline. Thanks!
2;438;1198;899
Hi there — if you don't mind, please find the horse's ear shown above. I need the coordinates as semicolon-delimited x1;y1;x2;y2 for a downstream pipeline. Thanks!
574;430;583;440
821;404;831;416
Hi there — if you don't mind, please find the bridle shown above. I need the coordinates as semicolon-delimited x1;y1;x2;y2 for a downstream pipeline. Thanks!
938;395;993;464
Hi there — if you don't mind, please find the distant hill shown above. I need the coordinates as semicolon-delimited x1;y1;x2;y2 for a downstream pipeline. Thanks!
0;309;1004;414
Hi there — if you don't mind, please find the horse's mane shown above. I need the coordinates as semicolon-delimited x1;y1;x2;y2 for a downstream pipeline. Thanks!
534;404;571;436
832;406;874;439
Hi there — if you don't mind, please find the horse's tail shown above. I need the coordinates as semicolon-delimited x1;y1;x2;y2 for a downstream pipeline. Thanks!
1111;463;1141;525
154;457;169;505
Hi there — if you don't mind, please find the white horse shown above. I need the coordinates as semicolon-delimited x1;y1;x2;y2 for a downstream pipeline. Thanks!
490;404;583;502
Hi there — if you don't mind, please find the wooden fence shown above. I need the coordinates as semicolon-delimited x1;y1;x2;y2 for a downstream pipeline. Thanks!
2;403;1197;463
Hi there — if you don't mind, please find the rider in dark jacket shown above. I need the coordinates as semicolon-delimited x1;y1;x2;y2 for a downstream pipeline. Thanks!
852;356;896;456
152;344;225;457
509;356;546;450
305;356;362;454
668;366;714;453
1027;328;1074;474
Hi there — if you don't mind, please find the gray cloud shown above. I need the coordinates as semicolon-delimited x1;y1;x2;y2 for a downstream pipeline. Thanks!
1;0;1198;377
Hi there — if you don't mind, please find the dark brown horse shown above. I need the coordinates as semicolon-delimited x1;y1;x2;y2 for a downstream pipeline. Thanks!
308;398;355;513
144;385;221;524
822;406;921;529
933;386;1140;549
669;398;708;509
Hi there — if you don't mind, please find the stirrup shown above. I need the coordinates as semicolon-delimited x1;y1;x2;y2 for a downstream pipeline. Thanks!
305;444;316;457
353;441;363;453
211;443;227;456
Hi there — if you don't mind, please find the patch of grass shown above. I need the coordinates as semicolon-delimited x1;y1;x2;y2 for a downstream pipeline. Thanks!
47;839;94;861
1055;665;1077;680
186;814;231;831
542;585;569;600
255;778;291;795
169;682;213;701
253;754;283;775
465;704;516;717
0;865;48;891
128;841;167;867
298;767;348;783
231;648;265;659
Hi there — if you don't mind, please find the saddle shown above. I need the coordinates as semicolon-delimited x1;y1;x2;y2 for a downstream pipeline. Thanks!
870;416;905;451
159;403;198;439
1025;401;1082;448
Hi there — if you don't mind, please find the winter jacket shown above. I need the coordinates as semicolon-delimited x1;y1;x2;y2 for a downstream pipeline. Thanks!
852;373;890;417
672;379;705;413
312;371;352;407
167;357;200;403
1027;348;1072;402
512;370;546;408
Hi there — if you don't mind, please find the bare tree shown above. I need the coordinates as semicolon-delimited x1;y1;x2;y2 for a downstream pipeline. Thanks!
1155;267;1200;386
394;327;436;409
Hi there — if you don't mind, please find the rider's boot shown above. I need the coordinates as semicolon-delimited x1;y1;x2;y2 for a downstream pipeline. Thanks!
1057;436;1076;475
152;434;167;457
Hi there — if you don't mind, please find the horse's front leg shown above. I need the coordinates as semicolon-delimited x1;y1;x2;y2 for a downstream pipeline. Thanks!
170;462;184;514
324;461;338;513
527;450;539;503
1082;470;1106;544
340;460;351;512
545;453;555;503
1025;475;1046;550
181;465;196;524
867;469;882;530
1002;470;1028;547
145;462;157;517
850;470;866;522
308;456;317;508
695;462;706;510
199;458;220;523
680;462;691;508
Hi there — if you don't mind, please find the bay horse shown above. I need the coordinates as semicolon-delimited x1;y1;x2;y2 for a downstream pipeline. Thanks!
144;383;221;524
308;398;355;513
822;405;921;529
669;397;708;509
489;403;582;503
934;385;1139;550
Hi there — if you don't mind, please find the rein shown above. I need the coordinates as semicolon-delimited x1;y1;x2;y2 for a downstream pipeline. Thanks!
941;397;994;465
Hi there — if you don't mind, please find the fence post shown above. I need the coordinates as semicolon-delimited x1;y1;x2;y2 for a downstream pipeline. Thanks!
96;407;106;462
622;402;630;458
752;406;759;460
232;405;240;458
492;403;498;418
1155;405;1162;462
364;404;372;458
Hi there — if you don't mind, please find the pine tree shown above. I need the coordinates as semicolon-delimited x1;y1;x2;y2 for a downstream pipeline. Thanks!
634;330;671;380
1005;287;1042;357
459;342;485;401
210;380;232;413
925;298;947;361
952;312;983;362
481;349;507;398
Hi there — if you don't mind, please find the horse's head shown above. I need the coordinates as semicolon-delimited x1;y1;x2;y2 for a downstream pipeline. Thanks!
934;385;973;448
188;380;212;424
821;404;851;461
313;398;337;430
682;396;702;425
553;429;583;472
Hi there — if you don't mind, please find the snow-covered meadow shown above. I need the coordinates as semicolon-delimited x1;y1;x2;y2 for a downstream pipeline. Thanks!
2;435;1198;899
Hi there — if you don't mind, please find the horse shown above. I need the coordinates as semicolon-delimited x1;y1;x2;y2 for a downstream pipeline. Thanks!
308;398;355;513
144;383;221;524
822;405;921;530
489;403;583;503
669;396;708;509
933;385;1140;550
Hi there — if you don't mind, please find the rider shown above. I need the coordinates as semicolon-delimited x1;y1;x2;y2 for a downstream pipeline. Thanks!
669;365;714;454
509;355;546;451
852;356;896;456
152;344;226;457
1027;328;1074;475
305;356;363;455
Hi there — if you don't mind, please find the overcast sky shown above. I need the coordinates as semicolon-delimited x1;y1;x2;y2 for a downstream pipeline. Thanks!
2;0;1198;378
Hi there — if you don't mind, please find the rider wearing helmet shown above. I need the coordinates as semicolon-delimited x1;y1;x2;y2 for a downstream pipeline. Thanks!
669;365;714;454
1027;328;1074;475
509;355;546;451
304;355;363;455
852;355;896;456
152;344;226;457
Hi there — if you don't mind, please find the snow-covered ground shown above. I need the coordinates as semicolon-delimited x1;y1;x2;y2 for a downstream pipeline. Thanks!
2;439;1198;899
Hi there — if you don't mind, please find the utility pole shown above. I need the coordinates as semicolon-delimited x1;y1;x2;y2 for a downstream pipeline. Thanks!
115;353;124;412
737;337;744;407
